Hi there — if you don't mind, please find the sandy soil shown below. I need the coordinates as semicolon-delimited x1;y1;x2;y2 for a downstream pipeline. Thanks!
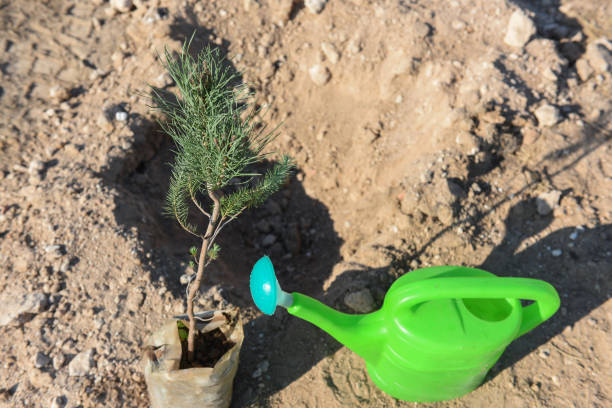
0;0;611;407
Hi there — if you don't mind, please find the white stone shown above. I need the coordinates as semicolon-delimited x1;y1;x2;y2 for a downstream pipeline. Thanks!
534;104;560;127
551;249;562;257
585;40;612;74
344;289;376;313
115;111;128;121
53;353;66;370
49;85;70;102
110;0;132;13
305;0;327;14
504;10;537;48
28;159;45;175
0;292;48;326
308;64;331;86
321;42;340;64
536;190;561;215
68;349;95;377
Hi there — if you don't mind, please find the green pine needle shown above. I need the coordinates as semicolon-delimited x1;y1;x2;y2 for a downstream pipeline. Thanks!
220;156;294;217
150;36;293;240
207;243;221;260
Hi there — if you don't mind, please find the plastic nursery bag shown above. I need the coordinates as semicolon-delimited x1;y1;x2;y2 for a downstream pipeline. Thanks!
143;308;243;408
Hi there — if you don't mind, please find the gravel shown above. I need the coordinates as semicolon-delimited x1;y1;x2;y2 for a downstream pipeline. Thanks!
305;0;327;14
68;348;95;377
344;289;376;313
308;64;331;86
504;10;537;48
0;292;48;327
534;104;561;127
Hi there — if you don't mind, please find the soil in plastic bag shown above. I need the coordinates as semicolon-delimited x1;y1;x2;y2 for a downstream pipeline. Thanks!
179;326;235;369
143;308;243;408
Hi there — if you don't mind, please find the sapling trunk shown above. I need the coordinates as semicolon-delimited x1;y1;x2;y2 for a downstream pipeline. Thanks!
186;190;220;362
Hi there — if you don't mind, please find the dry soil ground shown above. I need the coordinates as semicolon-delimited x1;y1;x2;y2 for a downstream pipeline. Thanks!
0;0;611;407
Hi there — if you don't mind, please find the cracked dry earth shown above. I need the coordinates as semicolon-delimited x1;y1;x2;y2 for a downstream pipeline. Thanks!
0;0;611;407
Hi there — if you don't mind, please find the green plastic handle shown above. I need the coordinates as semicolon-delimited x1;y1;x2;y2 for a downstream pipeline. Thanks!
388;277;560;338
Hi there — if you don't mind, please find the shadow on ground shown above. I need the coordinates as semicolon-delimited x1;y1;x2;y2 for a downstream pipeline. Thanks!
482;201;611;380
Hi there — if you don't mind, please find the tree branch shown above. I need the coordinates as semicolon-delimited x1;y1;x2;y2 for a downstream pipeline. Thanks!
173;208;200;238
188;178;211;218
207;207;245;252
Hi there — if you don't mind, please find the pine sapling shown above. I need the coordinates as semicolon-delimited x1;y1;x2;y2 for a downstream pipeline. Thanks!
150;40;293;363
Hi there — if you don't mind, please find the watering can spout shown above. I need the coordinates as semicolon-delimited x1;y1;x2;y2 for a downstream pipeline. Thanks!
250;256;385;363
288;293;386;363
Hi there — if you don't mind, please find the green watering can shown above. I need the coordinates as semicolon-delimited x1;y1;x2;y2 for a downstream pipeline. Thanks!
250;256;560;402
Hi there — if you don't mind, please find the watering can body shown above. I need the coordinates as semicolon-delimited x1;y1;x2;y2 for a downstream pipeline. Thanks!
286;265;560;402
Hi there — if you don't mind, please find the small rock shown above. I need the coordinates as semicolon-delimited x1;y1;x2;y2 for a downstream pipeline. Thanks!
252;360;269;378
33;352;51;369
111;51;125;69
50;396;67;408
68;348;95;377
455;131;479;155
0;292;48;326
270;0;293;25
575;58;594;81
436;205;454;225
308;64;331;86
504;10;537;48
399;190;419;214
344;289;376;313
551;249;562;257
49;85;70;102
126;290;145;311
530;382;541;392
521;126;539;145
585;39;612;74
53;353;66;370
321;42;340;64
305;0;327;14
110;0;132;13
451;20;465;30
538;348;550;358
142;6;169;23
536;190;561;215
262;234;277;247
348;38;362;54
115;111;128;121
179;274;193;285
44;244;65;259
551;375;560;386
534;104;561;127
28;160;45;176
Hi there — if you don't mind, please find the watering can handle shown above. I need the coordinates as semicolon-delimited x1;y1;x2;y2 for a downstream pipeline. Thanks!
389;277;560;338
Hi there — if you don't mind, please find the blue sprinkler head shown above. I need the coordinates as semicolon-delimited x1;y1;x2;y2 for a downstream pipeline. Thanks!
250;256;293;315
